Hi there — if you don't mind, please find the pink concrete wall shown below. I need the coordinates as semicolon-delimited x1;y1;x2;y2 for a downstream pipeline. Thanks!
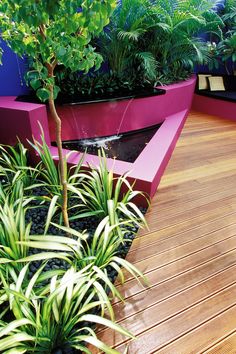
48;77;195;142
0;97;50;147
53;76;196;199
192;94;236;121
0;76;196;200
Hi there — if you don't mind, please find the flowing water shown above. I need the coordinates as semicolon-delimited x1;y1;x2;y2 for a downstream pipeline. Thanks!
61;123;162;163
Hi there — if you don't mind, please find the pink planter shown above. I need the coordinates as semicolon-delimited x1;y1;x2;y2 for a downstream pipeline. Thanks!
47;91;166;142
0;76;196;200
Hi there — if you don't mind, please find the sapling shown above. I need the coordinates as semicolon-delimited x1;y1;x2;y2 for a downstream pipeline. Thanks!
0;0;116;227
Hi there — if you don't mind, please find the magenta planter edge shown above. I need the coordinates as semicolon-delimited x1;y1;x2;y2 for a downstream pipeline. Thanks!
0;76;196;202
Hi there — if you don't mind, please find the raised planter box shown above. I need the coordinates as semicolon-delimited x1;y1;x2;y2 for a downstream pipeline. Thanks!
0;76;196;200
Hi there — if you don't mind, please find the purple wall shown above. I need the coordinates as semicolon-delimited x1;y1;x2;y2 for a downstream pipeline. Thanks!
0;40;29;96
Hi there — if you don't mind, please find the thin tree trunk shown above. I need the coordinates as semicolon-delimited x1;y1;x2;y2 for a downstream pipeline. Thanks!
48;66;69;229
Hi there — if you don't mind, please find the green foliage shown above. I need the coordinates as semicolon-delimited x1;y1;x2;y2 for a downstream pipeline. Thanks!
56;69;153;103
28;134;86;227
0;192;31;273
0;265;134;353
20;218;147;291
98;0;158;82
144;0;223;83
0;0;116;98
56;0;223;96
0;141;148;352
206;0;236;73
0;143;38;194
77;151;148;236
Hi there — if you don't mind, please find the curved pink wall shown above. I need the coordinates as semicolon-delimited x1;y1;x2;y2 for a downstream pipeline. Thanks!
48;76;196;142
0;76;196;202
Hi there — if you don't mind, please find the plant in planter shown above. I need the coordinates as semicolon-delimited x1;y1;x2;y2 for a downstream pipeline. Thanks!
0;143;38;194
77;151;148;233
0;141;148;352
216;0;236;73
143;0;223;84
54;0;223;103
204;0;236;73
0;264;134;353
97;0;158;83
0;0;116;228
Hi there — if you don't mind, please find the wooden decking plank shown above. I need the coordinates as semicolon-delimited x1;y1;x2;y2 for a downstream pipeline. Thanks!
98;265;236;349
114;247;236;305
94;111;236;353
157;310;236;354
204;331;236;354
128;214;236;264
112;252;236;320
141;197;236;238
138;200;236;238
115;283;236;353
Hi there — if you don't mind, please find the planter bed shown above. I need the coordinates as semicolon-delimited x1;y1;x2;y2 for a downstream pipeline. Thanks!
0;76;196;200
0;174;147;354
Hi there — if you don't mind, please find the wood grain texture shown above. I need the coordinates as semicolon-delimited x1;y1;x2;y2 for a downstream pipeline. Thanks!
91;111;236;353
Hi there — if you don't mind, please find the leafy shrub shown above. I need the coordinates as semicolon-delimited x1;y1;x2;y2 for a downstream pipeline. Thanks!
0;139;148;353
0;143;38;194
55;0;223;98
206;0;236;73
0;265;134;353
29;135;86;229
77;151;148;235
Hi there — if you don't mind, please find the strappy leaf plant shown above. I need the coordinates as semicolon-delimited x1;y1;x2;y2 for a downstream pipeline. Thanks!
28;135;86;229
19;218;147;293
0;191;34;274
76;150;148;239
0;264;134;353
0;143;38;194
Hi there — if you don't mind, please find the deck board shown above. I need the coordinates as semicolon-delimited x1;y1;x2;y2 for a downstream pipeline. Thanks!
94;111;236;353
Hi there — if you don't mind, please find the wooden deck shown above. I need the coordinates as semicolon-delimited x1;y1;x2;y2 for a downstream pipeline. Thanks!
97;110;236;353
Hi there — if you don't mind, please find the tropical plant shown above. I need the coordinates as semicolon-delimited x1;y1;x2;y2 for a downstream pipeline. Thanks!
56;0;224;97
98;0;159;82
19;217;147;291
0;264;134;353
76;151;148;239
28;134;86;229
0;0;116;228
143;0;223;83
205;0;236;73
0;142;38;194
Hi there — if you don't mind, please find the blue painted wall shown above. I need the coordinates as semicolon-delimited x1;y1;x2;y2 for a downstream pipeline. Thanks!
0;40;29;96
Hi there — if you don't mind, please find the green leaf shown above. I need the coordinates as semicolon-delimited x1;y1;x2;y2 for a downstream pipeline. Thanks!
30;79;41;91
36;88;50;102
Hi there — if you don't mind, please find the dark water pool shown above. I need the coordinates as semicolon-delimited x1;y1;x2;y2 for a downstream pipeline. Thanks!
58;123;162;163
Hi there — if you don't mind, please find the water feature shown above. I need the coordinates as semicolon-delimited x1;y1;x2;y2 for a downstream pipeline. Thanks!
60;123;162;163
